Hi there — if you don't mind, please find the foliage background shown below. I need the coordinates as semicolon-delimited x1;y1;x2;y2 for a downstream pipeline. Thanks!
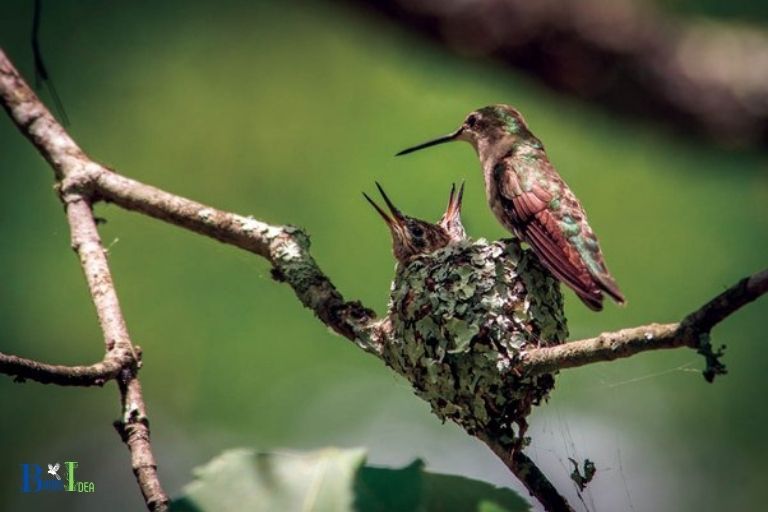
0;1;766;510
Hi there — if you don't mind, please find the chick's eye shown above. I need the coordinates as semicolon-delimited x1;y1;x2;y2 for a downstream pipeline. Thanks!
465;115;477;128
411;226;424;238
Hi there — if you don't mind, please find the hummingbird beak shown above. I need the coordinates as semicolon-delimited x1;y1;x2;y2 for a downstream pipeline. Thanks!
374;182;406;225
363;183;406;231
363;192;392;226
395;127;463;156
447;183;456;209
444;181;465;219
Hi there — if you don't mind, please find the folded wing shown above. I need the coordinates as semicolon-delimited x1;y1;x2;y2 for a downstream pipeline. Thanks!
494;159;624;310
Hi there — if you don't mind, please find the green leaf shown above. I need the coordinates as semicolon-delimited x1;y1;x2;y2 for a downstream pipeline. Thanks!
354;459;423;512
422;471;529;512
172;447;529;512
172;448;366;512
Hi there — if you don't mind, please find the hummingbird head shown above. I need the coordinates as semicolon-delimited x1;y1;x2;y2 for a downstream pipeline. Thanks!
364;182;452;265
438;182;466;242
396;104;541;161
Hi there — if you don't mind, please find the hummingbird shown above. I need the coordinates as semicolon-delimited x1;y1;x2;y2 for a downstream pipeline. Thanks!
438;181;467;242
364;182;466;265
396;105;625;311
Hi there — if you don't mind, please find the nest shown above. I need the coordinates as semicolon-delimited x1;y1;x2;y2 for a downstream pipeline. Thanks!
382;238;568;446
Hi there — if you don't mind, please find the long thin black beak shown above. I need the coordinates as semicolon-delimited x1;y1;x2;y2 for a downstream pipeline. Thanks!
443;181;465;219
363;192;392;226
374;182;405;221
456;181;465;209
363;182;406;228
395;128;463;156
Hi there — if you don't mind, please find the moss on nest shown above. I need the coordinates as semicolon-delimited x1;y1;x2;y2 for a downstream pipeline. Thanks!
382;238;568;446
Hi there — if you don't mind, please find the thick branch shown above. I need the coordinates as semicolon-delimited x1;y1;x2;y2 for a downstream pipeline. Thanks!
0;49;85;179
93;170;379;346
521;269;768;377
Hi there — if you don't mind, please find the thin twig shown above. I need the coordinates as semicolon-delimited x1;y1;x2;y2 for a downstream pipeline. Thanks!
0;351;125;386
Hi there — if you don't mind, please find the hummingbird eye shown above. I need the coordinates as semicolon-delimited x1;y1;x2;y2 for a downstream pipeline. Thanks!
411;225;424;238
465;115;477;128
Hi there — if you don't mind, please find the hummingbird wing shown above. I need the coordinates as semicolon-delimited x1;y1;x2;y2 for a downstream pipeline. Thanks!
494;159;624;310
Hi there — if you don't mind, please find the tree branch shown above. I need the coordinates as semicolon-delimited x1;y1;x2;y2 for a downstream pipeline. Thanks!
479;433;575;512
93;170;379;346
0;351;125;386
115;369;167;512
520;269;768;379
0;49;169;511
681;269;768;333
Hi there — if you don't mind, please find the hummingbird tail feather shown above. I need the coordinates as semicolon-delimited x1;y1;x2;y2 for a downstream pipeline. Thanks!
575;289;604;311
594;273;626;305
524;223;605;311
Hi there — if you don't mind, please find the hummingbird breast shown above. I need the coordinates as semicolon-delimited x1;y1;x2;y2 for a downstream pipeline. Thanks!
483;160;522;236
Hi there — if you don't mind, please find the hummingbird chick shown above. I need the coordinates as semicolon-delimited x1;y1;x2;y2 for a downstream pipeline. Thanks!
397;104;625;311
364;182;465;265
439;181;467;242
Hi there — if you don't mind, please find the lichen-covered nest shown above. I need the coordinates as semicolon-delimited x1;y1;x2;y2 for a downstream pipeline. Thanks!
382;238;568;446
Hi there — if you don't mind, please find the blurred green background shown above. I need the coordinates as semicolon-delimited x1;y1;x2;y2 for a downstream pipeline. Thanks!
1;1;766;510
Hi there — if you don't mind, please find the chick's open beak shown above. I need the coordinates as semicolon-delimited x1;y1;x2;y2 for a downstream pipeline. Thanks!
363;182;406;233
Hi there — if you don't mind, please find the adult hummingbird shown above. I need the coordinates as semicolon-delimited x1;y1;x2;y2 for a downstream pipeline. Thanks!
396;105;624;311
364;182;466;265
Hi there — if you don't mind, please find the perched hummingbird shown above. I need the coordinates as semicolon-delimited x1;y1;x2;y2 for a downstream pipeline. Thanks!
364;182;465;265
397;105;624;311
